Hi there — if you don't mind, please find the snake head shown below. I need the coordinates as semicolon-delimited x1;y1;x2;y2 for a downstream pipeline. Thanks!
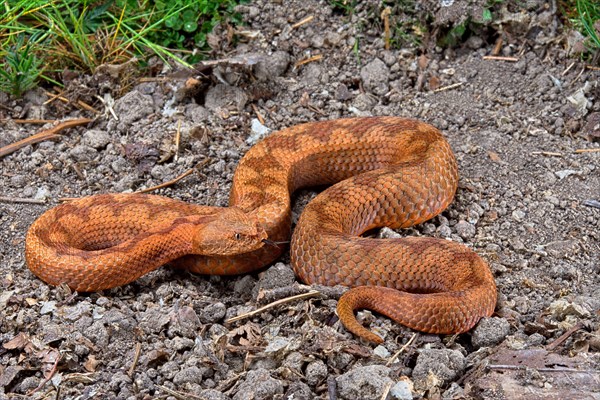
191;207;267;256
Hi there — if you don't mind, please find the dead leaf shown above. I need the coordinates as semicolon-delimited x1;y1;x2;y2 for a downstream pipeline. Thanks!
3;332;31;350
428;76;441;91
84;355;100;372
488;151;502;162
227;322;263;347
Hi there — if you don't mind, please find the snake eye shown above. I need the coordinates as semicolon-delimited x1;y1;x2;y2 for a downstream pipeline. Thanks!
234;233;241;240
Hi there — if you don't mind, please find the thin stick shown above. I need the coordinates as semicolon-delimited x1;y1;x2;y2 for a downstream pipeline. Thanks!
380;381;393;400
174;119;182;162
488;364;594;373
0;196;47;204
586;65;600;71
294;55;323;67
291;15;314;29
128;342;142;378
0;119;57;124
26;353;62;396
492;37;503;56
531;151;563;157
433;82;464;93
0;118;92;158
386;333;417;366
225;290;320;323
575;148;600;153
251;103;265;125
158;385;205;400
135;168;195;194
483;56;519;62
546;322;584;351
562;62;575;76
381;7;391;50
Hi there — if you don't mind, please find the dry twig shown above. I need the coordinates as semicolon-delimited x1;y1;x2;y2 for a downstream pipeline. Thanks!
291;15;314;29
483;56;519;62
386;333;417;366
136;168;195;194
0;118;92;158
546;322;585;351
0;196;46;204
531;151;563;157
294;55;323;68
433;82;464;93
225;290;320;323
128;342;142;378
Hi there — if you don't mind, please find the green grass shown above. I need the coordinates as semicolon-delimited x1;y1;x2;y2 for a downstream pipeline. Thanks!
572;0;600;53
0;0;245;97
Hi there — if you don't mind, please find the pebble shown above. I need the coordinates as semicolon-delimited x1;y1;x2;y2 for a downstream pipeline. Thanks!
412;349;465;391
255;262;296;293
82;129;111;149
305;359;328;386
360;58;390;95
113;90;155;125
471;317;510;348
286;381;314;399
205;83;248;112
197;302;226;324
232;368;284;400
336;365;393;400
253;51;290;81
390;379;413;400
455;220;476;239
173;366;203;385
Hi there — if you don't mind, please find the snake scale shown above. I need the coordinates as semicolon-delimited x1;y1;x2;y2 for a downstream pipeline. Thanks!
26;117;497;343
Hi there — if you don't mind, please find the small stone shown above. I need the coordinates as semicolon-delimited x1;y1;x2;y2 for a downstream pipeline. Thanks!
69;144;96;162
253;51;290;81
171;306;201;337
40;301;56;315
256;262;296;293
549;299;591;320
336;365;393;400
204;83;248;112
197;302;226;324
138;306;170;334
373;345;391;358
114;90;154;125
199;389;231;400
173;366;203;385
455;220;476;239
511;209;526;222
305;359;328;387
247;118;271;144
352;93;377;111
360;58;390;95
232;368;284;400
285;382;315;400
412;349;465;391
438;225;452;238
390;379;413;399
82;129;111;149
471;317;510;348
234;275;256;301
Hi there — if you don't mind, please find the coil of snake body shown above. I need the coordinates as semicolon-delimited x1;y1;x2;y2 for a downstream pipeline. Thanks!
26;117;497;343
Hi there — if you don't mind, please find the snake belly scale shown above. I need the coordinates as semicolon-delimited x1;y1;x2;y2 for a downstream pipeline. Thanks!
26;117;497;343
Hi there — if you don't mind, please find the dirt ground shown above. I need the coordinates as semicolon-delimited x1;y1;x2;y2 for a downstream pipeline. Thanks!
1;0;599;399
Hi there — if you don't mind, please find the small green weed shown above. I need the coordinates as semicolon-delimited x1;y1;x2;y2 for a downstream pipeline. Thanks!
0;0;246;97
574;0;600;52
0;35;44;97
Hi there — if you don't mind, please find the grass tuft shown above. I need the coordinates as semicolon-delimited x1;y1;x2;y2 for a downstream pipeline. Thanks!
0;0;245;97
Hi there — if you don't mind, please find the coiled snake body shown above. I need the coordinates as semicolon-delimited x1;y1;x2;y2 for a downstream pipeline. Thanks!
26;117;496;343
